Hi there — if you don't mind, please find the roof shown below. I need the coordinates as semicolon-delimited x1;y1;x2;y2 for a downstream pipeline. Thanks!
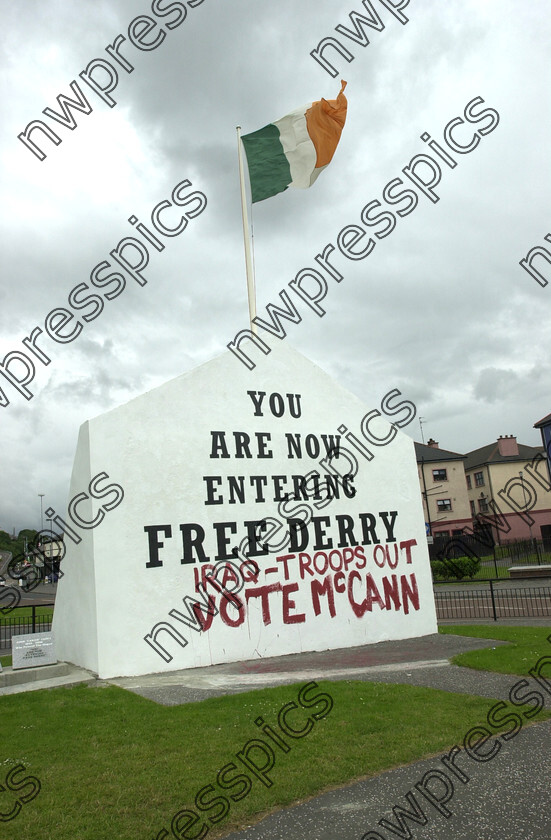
464;442;544;470
534;412;551;428
414;442;466;463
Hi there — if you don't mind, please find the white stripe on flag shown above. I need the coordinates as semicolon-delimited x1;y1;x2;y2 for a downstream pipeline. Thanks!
275;103;316;190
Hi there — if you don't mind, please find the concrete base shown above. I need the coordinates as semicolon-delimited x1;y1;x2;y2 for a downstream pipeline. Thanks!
0;662;96;696
104;632;512;706
509;565;551;579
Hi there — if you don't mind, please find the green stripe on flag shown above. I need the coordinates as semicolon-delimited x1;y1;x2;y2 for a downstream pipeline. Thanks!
242;124;292;203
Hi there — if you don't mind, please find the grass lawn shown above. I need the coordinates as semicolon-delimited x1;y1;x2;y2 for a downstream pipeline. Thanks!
0;605;54;622
440;624;551;674
494;547;551;564
471;562;510;580
2;677;549;840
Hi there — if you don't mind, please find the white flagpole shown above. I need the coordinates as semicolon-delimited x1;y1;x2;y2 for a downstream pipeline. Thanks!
236;126;257;334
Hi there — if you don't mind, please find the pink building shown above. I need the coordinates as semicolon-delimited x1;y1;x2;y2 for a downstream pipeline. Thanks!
464;435;551;544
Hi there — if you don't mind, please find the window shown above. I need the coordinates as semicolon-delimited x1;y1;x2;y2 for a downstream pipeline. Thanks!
475;471;485;487
466;475;472;489
478;498;489;513
470;500;476;516
437;499;452;512
432;468;447;481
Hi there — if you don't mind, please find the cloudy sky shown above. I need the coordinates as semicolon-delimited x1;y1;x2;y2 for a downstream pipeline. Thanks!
1;0;550;533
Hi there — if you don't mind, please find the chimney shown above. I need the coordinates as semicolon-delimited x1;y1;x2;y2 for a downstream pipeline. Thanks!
427;438;439;448
497;435;519;457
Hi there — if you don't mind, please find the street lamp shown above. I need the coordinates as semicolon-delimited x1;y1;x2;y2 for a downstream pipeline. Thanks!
46;517;53;584
519;472;534;542
38;493;45;532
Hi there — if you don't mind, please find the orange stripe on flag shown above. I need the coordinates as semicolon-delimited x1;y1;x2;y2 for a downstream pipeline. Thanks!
305;80;348;169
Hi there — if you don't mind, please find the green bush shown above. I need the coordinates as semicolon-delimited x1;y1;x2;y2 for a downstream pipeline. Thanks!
431;554;481;580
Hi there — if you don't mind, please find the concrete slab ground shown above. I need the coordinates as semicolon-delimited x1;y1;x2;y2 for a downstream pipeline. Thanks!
0;662;96;696
106;632;518;706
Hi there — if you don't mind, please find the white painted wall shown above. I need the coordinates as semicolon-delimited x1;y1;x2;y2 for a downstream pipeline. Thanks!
53;344;437;679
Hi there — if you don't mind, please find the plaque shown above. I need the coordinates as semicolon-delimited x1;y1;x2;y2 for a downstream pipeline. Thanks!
12;631;57;670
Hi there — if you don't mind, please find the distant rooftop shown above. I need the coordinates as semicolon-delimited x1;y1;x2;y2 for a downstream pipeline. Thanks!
414;441;466;463
464;437;544;470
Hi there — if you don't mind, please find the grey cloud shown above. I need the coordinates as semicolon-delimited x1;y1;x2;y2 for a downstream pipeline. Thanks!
1;0;550;530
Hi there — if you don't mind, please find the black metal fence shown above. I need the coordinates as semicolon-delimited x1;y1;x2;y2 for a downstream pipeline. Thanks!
495;539;549;565
434;578;551;621
429;531;495;561
430;535;551;580
0;604;54;650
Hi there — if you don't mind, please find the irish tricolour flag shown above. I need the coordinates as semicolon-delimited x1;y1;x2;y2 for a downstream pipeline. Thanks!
241;80;347;203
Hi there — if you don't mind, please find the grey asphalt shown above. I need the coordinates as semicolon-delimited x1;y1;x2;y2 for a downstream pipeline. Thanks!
18;580;58;603
0;579;58;608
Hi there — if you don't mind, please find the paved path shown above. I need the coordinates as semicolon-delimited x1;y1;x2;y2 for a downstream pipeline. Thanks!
221;718;551;840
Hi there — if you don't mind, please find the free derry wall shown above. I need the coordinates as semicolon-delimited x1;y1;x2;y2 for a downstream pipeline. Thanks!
52;344;437;680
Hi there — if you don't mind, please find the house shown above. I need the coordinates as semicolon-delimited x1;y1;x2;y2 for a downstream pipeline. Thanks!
415;439;472;537
464;435;551;543
534;412;551;480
